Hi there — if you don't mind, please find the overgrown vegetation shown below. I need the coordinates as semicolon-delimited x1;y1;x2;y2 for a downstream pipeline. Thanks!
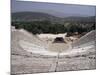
11;12;96;35
12;20;95;35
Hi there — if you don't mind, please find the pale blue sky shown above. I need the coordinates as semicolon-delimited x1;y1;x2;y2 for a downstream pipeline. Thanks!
11;0;96;17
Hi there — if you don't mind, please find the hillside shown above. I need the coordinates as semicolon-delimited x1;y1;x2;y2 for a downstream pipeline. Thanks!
64;16;96;23
12;12;95;23
11;12;62;23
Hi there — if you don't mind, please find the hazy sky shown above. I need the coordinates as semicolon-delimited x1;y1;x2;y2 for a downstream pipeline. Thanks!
11;0;96;17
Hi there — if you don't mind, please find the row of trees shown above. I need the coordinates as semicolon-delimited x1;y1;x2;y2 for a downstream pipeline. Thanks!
12;20;95;35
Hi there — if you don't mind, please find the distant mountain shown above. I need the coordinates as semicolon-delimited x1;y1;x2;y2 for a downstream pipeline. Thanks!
63;16;96;23
12;12;95;23
11;12;62;23
47;11;91;18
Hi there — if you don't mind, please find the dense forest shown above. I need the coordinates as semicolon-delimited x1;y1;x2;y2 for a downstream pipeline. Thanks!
11;12;96;35
12;20;95;34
